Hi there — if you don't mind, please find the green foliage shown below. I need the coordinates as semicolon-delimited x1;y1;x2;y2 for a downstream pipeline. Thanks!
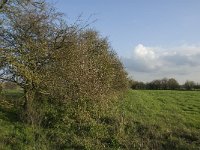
1;90;200;149
168;78;180;90
129;78;180;90
184;80;196;90
44;30;128;102
0;91;127;149
0;1;129;149
0;0;128;127
2;0;199;149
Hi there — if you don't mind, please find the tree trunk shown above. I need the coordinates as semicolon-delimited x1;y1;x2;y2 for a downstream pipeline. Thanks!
23;87;36;125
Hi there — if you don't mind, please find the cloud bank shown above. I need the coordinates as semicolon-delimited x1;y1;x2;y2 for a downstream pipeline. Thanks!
122;44;200;83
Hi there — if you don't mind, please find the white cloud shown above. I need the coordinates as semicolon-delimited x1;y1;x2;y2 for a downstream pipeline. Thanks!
135;44;156;59
122;44;200;83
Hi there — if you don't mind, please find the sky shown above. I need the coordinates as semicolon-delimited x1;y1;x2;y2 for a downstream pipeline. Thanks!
48;0;200;83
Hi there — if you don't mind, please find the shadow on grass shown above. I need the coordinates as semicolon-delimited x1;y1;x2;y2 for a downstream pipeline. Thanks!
0;104;20;123
0;91;24;124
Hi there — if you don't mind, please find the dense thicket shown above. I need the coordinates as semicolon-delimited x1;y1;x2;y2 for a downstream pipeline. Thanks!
0;0;129;149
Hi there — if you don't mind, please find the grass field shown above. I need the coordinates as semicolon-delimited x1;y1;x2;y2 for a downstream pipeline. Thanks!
120;90;200;149
0;90;200;149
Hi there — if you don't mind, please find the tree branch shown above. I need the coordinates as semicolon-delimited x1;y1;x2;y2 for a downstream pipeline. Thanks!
0;0;8;10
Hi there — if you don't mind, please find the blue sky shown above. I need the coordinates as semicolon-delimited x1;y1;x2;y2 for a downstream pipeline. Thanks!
48;0;200;83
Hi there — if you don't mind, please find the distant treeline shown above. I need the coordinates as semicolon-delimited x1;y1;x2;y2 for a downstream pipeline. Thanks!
129;78;200;90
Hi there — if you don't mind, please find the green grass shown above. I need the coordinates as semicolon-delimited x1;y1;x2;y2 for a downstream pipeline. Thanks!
0;90;48;150
120;90;200;149
0;90;25;149
0;90;200;149
122;90;200;128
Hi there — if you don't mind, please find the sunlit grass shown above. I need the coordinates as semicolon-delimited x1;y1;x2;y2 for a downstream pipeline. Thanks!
120;90;200;149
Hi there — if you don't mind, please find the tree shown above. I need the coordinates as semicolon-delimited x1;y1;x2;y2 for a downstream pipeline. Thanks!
149;80;162;90
168;78;179;90
1;0;63;123
160;78;168;90
129;80;146;89
184;80;195;90
0;1;129;148
194;83;200;90
0;0;128;125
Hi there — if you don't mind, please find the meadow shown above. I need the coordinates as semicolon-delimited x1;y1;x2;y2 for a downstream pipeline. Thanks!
120;90;200;149
0;90;200;149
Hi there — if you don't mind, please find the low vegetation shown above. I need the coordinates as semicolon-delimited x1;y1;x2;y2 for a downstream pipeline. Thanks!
0;90;200;149
122;90;200;149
